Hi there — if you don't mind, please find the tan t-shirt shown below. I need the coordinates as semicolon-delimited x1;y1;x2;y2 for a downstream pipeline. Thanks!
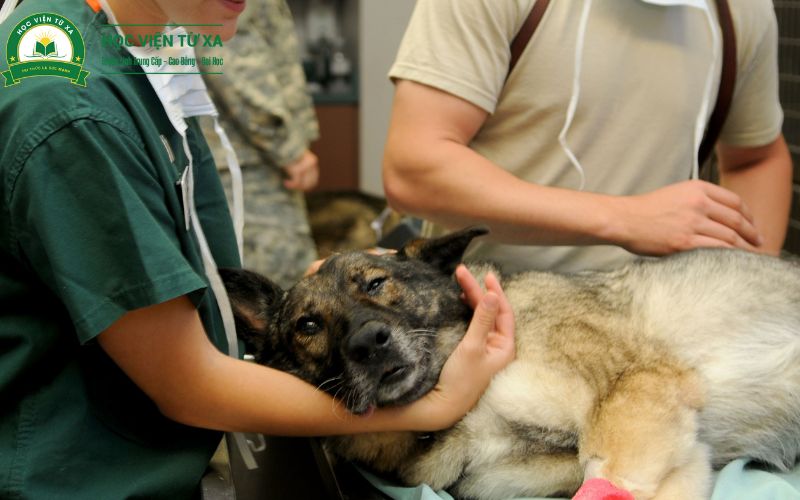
389;0;783;273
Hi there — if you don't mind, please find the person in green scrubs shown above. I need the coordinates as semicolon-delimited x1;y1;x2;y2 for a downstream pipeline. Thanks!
0;1;515;498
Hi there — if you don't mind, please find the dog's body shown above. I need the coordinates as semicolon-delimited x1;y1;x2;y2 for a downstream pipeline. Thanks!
222;228;800;500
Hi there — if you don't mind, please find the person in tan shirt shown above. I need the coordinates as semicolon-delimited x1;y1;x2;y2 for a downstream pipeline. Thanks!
385;0;792;273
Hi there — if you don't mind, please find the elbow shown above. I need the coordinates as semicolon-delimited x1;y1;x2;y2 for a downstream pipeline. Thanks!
144;368;220;430
154;394;218;430
150;391;202;428
150;350;237;432
383;165;414;214
383;148;431;215
156;403;188;426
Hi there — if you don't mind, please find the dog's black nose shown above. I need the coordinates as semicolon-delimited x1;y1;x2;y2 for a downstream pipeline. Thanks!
347;322;391;362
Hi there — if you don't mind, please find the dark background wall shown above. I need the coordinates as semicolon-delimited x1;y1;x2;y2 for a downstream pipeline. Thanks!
775;1;800;255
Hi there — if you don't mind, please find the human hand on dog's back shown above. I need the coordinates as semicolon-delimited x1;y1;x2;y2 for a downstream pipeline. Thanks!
384;50;791;270
606;179;767;256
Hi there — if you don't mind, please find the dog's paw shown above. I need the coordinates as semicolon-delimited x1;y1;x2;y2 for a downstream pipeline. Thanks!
583;457;658;500
573;478;634;500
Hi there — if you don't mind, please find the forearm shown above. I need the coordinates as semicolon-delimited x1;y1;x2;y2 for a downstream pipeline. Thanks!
384;79;769;256
100;284;514;438
384;80;618;246
384;140;621;246
718;136;793;254
100;296;432;436
166;349;437;436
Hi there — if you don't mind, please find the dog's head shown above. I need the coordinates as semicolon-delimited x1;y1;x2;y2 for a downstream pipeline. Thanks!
220;227;489;415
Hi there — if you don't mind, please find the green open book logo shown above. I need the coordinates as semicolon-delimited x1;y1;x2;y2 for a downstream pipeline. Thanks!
3;13;89;87
34;36;57;58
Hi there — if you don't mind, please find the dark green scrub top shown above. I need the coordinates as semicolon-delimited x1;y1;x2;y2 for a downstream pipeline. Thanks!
0;1;241;498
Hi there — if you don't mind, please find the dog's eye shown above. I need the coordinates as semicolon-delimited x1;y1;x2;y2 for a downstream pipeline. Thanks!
295;316;321;335
365;277;386;296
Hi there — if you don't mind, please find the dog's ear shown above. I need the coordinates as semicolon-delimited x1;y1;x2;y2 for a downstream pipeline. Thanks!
219;268;285;360
398;226;489;274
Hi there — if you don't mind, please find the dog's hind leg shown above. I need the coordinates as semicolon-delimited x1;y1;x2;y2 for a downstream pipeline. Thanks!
650;442;712;500
578;363;707;499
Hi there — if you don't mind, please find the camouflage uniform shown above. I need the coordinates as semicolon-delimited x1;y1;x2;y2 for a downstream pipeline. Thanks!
199;0;319;289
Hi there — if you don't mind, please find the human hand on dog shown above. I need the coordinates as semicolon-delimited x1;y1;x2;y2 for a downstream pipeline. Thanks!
400;265;515;431
303;258;325;276
303;248;395;276
610;180;763;255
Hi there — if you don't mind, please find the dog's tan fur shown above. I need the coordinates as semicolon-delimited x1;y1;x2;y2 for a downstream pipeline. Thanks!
222;228;800;500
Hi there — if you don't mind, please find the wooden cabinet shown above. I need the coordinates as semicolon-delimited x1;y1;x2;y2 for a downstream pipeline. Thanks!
310;103;359;192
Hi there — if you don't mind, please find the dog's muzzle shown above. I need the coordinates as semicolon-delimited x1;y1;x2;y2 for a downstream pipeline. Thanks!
345;320;411;385
346;320;391;362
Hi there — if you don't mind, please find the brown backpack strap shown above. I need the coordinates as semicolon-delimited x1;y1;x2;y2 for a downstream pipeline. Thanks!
508;0;551;77
698;0;737;167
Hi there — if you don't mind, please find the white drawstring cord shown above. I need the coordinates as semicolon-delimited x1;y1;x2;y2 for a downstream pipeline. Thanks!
0;0;19;24
213;119;245;258
181;137;259;471
558;0;593;191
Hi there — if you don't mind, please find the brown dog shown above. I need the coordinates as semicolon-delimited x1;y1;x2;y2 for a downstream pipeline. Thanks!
221;227;800;500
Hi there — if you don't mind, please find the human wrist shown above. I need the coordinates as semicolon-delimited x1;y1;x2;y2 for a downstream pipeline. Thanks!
284;147;312;168
590;194;633;249
366;395;454;433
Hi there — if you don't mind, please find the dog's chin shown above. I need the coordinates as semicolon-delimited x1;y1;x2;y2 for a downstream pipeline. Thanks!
378;375;437;408
344;363;438;415
342;332;452;414
375;363;438;408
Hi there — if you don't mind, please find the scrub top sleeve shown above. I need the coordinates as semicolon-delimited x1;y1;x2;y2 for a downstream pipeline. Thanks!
9;118;208;344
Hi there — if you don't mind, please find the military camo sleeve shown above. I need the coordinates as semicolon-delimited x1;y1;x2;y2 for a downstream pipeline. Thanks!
202;0;319;169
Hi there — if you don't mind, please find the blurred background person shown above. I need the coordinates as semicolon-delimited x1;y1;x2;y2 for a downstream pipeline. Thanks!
199;0;320;288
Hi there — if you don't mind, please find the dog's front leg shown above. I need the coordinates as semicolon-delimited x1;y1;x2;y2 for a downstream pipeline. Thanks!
578;363;710;500
398;428;469;491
